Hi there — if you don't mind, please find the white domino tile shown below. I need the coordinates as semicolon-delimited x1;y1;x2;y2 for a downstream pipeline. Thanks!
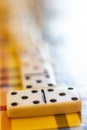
7;90;44;106
22;73;56;89
7;87;81;118
44;87;81;103
21;60;48;74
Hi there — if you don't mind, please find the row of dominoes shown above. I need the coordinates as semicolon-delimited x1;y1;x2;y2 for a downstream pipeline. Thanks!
20;44;56;89
7;44;81;118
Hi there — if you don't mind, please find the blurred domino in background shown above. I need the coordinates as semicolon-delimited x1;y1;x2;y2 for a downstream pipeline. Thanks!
22;73;56;89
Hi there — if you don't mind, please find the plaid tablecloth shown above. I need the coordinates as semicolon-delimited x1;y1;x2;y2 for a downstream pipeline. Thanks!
0;44;82;130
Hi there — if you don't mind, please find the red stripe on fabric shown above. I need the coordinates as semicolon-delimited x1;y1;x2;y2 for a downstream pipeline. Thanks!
0;106;7;111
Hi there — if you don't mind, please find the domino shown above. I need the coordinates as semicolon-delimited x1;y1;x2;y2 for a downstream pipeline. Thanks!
22;73;56;89
19;50;42;61
18;44;43;62
21;60;48;74
7;87;81;118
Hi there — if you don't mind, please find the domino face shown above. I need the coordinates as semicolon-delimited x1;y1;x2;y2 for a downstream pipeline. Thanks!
22;74;56;89
21;60;48;74
7;87;81;118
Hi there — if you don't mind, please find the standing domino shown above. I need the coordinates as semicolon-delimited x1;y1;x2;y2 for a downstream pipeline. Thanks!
7;86;81;118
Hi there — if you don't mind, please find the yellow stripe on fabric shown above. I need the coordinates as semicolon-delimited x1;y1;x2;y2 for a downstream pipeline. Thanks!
41;129;58;130
12;113;81;130
12;116;58;130
8;79;21;85
9;85;23;91
7;57;19;68
0;88;1;107
7;68;20;76
55;114;69;128
1;111;11;130
0;87;11;130
6;61;19;68
66;113;81;127
4;57;20;68
0;61;2;68
0;89;6;106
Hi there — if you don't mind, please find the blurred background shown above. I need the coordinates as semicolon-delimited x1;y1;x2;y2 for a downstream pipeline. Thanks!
29;0;87;87
1;0;87;87
22;0;87;87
